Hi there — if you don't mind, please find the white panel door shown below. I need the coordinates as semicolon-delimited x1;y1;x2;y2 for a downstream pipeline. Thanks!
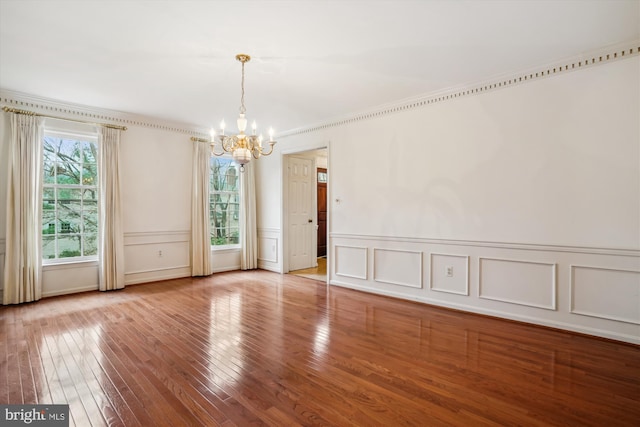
288;156;314;271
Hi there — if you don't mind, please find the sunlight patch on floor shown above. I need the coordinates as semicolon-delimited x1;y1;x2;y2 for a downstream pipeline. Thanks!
289;257;327;282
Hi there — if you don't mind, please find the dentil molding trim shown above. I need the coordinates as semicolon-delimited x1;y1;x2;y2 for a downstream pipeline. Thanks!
280;42;640;138
0;89;207;137
2;42;638;138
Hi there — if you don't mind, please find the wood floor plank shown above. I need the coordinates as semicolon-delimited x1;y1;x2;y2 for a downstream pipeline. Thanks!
80;318;167;427
16;338;38;404
26;315;56;405
6;347;22;403
40;331;92;427
54;317;110;427
261;406;303;427
107;325;200;426
1;270;639;426
110;303;232;425
61;310;138;427
0;312;9;404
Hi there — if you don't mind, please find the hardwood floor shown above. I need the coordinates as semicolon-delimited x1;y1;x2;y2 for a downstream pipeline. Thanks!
1;270;639;426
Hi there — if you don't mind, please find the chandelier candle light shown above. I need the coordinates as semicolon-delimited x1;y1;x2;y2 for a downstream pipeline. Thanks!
210;54;277;171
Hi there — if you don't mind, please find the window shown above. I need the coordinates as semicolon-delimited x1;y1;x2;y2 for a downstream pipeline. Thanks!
210;157;240;247
42;132;98;260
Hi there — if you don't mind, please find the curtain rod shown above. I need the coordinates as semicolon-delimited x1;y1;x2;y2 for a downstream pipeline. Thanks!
2;106;128;131
190;136;210;143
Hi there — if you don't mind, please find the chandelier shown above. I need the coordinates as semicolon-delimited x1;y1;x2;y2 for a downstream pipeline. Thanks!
210;54;277;171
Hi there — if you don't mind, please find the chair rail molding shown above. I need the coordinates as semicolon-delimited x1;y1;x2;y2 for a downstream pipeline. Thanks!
330;233;640;257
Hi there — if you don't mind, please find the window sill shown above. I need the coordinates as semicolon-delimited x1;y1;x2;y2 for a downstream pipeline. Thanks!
210;245;241;253
42;258;98;270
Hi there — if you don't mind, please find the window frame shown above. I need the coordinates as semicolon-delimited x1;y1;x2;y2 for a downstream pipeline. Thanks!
209;155;241;251
41;128;100;265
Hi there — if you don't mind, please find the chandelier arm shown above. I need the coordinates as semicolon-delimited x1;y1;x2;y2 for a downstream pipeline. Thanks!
221;135;238;153
259;142;277;157
246;136;265;159
210;139;227;156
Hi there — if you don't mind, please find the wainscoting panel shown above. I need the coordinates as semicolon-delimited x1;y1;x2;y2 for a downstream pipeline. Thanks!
373;248;422;288
335;245;368;280
571;265;640;325
258;228;280;272
258;237;278;263
123;241;190;274
42;261;99;297
211;248;241;273
479;257;556;310
329;234;639;343
430;253;469;295
124;231;190;285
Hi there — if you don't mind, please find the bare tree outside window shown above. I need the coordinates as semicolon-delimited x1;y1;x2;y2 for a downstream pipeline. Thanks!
210;158;240;246
42;135;98;259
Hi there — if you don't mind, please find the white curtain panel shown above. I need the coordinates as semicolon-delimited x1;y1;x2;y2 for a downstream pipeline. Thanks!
191;140;212;276
98;127;125;291
240;162;258;270
3;114;44;305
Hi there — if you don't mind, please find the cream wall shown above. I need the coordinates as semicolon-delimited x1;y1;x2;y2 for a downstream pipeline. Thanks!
120;126;240;281
318;58;638;247
255;53;640;343
119;125;193;286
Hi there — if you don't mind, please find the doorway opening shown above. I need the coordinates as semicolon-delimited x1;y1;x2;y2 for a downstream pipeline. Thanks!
284;148;328;283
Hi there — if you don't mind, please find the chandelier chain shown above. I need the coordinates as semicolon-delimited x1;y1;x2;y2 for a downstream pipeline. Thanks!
240;61;246;115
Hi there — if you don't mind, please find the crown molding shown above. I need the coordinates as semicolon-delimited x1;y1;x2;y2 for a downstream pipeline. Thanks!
280;41;640;138
2;41;638;139
0;89;208;136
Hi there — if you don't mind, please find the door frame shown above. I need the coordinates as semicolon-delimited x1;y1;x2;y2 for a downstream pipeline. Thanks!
281;143;330;283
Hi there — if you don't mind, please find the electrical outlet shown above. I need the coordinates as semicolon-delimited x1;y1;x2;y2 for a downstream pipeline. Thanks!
446;266;453;277
158;250;163;257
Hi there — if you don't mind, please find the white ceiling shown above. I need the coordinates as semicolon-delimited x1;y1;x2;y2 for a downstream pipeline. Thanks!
1;0;638;134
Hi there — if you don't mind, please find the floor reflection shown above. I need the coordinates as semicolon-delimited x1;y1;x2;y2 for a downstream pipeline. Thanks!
208;292;244;387
313;317;330;356
2;272;638;426
40;323;104;426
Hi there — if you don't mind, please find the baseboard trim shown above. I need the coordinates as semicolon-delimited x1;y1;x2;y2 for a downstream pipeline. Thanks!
258;264;281;273
42;285;99;298
125;268;190;285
